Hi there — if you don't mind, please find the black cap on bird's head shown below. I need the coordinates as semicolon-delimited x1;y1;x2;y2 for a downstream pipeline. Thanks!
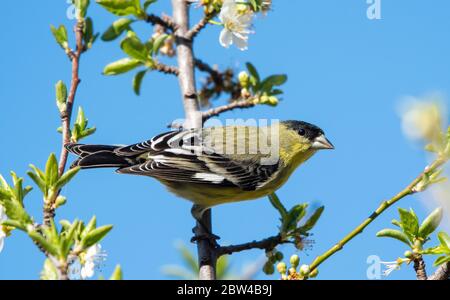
282;120;334;150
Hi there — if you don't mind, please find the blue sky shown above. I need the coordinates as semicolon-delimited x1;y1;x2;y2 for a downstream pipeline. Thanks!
1;0;449;279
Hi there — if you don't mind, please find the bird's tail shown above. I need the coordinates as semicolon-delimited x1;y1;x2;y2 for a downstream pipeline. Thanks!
65;143;133;169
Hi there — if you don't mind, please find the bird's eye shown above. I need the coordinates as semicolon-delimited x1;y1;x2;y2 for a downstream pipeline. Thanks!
298;129;306;136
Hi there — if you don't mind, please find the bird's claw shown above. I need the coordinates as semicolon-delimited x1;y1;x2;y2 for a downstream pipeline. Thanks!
191;226;220;248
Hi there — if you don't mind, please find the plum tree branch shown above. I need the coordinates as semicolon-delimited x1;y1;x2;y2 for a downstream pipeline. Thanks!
145;13;177;32
172;0;216;280
428;262;450;280
216;234;291;257
202;98;256;121
413;255;428;280
186;12;216;40
44;21;84;228
308;156;448;273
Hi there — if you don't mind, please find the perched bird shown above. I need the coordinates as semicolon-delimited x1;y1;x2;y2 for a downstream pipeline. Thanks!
66;120;333;225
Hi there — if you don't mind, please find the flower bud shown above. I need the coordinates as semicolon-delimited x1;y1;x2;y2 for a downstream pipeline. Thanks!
238;71;250;88
404;250;413;259
276;262;287;274
290;254;300;268
299;264;310;276
288;267;296;276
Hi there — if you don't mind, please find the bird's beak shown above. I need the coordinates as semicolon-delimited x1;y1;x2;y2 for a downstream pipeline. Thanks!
311;134;334;150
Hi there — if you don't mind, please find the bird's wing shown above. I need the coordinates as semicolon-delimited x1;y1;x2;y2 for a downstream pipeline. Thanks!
116;129;280;190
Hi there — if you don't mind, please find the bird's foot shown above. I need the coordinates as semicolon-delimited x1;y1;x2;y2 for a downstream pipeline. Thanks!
191;225;221;249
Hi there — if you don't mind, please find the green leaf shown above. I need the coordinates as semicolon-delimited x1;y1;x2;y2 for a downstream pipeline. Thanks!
97;0;143;17
103;57;142;75
101;18;133;41
418;207;443;239
216;255;230;279
121;35;149;62
55;167;80;191
260;74;287;93
246;62;260;85
282;203;307;233
82;216;97;239
376;228;411;246
299;206;324;233
1;219;26;231
83;224;113;248
133;70;146;95
437;231;450;250
83;17;98;49
110;265;123;280
55;80;67;112
268;193;287;220
433;255;450;266
398;208;419;238
28;230;59;257
27;170;46;194
50;25;69;50
75;0;90;19
45;153;59;188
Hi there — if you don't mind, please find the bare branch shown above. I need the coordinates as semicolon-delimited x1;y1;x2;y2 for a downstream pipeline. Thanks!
428;262;450;280
172;0;216;280
145;13;177;32
45;21;84;227
194;58;222;84
186;13;216;40
413;256;428;280
154;63;179;76
216;234;290;257
202;98;256;121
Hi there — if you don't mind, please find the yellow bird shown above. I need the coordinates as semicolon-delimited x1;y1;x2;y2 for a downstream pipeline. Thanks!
66;120;333;224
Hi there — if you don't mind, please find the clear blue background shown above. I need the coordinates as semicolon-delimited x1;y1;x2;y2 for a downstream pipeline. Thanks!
1;0;449;279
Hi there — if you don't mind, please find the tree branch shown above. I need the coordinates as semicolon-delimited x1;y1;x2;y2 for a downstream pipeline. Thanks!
186;12;216;40
202;98;256;121
154;63;179;76
145;13;177;32
308;156;448;273
172;0;216;280
44;21;84;227
413;255;428;280
428;262;450;280
194;58;222;84
216;234;290;257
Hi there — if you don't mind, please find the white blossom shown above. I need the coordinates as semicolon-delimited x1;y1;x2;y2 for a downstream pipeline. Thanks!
380;260;401;277
69;244;107;280
0;205;7;253
218;0;253;51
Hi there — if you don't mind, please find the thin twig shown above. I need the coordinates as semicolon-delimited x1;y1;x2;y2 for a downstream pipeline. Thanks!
145;13;177;32
186;13;216;40
154;63;180;76
413;255;428;280
216;234;290;257
194;58;222;84
202;98;256;121
44;22;84;227
308;157;448;273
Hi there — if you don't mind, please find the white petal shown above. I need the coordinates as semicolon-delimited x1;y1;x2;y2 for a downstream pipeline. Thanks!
219;29;233;48
0;205;6;222
81;262;95;279
232;33;248;50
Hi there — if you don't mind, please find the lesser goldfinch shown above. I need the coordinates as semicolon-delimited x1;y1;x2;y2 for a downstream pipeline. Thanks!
66;120;333;221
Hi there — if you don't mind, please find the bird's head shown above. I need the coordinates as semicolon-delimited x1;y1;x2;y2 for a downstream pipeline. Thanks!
281;120;334;152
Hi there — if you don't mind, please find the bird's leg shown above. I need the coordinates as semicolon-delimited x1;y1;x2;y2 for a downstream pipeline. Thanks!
190;205;220;248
